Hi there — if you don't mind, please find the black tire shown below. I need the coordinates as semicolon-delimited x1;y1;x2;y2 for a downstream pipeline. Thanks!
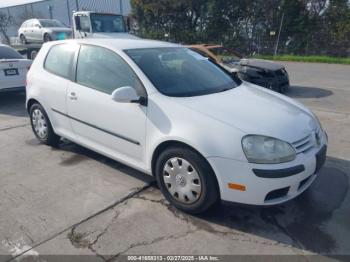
155;146;220;214
43;33;52;42
30;50;38;60
20;34;27;44
29;103;60;147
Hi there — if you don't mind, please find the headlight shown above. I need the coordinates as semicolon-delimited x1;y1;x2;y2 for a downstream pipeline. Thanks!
242;135;296;164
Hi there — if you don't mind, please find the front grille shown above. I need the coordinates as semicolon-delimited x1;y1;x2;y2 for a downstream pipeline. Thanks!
265;187;290;201
292;127;321;154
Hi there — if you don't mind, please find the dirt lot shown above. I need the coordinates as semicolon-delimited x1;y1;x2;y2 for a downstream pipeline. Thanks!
0;62;349;261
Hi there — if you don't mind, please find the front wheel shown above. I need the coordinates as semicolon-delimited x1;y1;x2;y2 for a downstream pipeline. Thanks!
29;103;60;147
43;33;52;42
155;146;220;214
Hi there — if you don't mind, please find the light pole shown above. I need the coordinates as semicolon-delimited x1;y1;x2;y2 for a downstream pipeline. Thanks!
75;0;80;11
48;5;53;19
120;0;124;15
274;12;285;56
66;0;71;25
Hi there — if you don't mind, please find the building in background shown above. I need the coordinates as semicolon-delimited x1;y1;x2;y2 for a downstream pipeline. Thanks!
0;0;132;37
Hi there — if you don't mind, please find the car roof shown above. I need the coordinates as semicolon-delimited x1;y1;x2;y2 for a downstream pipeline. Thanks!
49;38;182;51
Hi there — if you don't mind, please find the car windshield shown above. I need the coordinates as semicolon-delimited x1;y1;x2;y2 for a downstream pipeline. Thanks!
40;20;66;28
125;47;240;97
91;14;126;33
210;47;242;63
0;46;23;59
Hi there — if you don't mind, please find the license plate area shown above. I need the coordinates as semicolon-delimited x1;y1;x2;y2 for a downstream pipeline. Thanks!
4;68;19;76
315;145;327;174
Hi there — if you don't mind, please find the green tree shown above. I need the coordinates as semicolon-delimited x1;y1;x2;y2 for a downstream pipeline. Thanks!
131;0;350;56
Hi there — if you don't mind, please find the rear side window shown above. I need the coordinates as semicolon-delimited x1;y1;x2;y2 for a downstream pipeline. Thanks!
0;46;23;59
44;44;76;79
76;45;143;95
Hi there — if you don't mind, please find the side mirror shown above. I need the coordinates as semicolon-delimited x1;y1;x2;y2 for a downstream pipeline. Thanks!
111;86;146;105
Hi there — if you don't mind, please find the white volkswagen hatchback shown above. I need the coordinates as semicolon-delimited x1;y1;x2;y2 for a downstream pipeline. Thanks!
26;39;327;213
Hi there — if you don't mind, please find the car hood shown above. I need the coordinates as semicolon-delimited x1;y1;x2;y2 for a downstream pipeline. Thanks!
91;33;139;39
173;83;317;143
239;58;284;71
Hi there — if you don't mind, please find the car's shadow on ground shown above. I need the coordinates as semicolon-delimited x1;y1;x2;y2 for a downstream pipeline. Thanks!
0;90;27;117
286;85;333;99
51;139;155;185
197;156;349;255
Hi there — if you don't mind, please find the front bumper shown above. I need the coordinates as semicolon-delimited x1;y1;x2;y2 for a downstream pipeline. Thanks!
207;131;327;206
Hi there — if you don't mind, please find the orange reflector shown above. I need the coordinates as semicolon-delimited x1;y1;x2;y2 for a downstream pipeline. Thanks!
228;183;246;191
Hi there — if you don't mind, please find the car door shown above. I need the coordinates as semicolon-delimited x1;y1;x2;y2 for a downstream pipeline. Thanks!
32;21;43;42
66;44;147;168
25;21;34;41
42;43;79;140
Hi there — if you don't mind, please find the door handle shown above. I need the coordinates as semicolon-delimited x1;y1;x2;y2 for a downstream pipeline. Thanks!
68;92;78;100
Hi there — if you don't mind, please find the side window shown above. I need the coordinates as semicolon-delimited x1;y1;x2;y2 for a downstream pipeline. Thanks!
44;44;76;79
32;20;39;27
78;16;91;32
76;45;143;95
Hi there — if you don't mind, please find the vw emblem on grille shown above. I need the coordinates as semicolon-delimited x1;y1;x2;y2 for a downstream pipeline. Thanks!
9;64;13;68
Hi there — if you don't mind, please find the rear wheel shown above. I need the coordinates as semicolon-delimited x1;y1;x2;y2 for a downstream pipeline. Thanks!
29;103;60;147
43;33;52;42
20;34;27;44
155;146;219;214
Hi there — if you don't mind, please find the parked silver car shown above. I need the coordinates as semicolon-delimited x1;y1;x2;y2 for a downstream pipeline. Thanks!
18;19;72;44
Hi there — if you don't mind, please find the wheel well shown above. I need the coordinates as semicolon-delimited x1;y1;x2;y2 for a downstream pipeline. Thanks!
151;140;221;198
26;99;39;114
151;140;215;176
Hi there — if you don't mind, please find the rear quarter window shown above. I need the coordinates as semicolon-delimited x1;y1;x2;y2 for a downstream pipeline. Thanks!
44;44;76;79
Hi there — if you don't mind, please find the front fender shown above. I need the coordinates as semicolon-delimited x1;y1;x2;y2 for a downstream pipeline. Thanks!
145;94;248;169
